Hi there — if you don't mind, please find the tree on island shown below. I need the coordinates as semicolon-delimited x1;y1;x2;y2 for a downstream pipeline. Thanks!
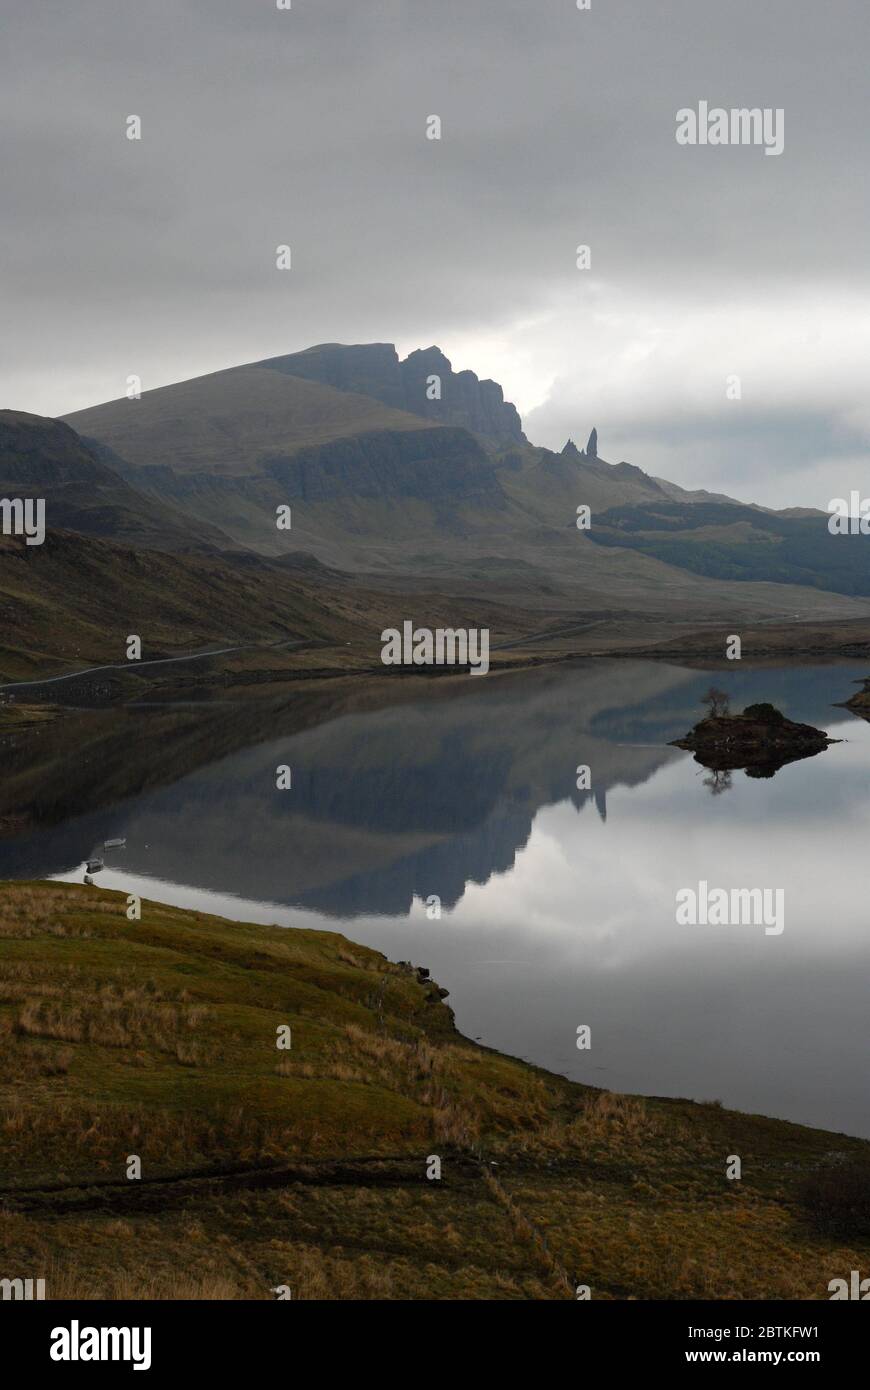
741;702;785;725
700;686;730;718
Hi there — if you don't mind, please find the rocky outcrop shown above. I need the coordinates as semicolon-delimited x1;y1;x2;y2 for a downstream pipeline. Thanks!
399;347;526;445
260;342;526;446
560;430;604;463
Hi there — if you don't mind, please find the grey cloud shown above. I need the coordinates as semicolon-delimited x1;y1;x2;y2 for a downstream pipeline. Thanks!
2;0;868;506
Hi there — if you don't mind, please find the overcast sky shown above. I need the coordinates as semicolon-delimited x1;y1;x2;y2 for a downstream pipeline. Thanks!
2;0;868;508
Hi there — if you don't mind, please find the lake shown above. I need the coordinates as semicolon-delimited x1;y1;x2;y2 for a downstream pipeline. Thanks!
3;657;868;1138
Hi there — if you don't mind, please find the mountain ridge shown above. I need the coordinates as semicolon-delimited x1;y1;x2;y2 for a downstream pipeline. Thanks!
19;339;869;640
255;341;527;446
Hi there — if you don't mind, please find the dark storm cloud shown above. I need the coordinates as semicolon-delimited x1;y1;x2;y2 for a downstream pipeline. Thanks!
2;0;868;506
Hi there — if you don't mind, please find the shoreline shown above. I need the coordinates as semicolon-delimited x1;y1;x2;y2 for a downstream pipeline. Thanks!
3;615;870;718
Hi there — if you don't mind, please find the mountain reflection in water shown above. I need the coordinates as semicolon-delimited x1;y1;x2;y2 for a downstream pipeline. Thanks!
2;657;869;1138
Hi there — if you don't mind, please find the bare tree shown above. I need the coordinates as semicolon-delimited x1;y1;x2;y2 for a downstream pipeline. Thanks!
700;686;730;718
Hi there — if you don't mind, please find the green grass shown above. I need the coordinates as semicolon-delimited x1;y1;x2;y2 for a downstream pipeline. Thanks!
0;882;868;1300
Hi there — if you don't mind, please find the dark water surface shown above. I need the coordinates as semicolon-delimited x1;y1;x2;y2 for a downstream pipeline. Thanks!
3;657;868;1137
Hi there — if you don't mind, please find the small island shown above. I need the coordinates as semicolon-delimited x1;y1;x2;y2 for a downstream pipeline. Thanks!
671;688;837;778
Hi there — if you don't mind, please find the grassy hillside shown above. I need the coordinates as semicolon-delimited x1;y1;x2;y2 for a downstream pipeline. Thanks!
590;501;870;598
0;882;868;1300
64;366;433;478
0;518;574;686
0;410;230;552
0;529;356;683
495;446;684;529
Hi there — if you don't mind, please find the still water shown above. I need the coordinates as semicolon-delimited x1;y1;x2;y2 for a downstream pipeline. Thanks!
3;658;869;1137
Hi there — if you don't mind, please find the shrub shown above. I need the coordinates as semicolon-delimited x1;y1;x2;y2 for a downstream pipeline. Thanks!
742;702;785;724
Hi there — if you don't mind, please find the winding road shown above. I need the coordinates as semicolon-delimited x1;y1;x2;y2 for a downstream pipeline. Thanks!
0;638;308;694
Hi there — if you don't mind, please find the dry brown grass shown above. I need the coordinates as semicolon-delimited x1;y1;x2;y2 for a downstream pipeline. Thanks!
0;886;117;939
0;1032;73;1082
0;1097;285;1168
44;1263;258;1301
482;1166;573;1297
13;981;207;1055
3;881;870;1302
572;1090;661;1142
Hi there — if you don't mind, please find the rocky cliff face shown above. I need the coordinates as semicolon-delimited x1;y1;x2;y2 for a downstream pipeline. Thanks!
263;425;504;504
259;342;526;446
398;347;526;445
106;422;507;558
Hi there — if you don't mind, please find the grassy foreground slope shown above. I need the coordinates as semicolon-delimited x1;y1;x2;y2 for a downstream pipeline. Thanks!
0;882;867;1300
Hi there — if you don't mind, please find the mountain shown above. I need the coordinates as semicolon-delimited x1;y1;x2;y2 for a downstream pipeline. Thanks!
0;411;231;552
53;342;870;629
0;412;383;680
86;419;508;564
0;412;465;681
64;350;515;557
255;342;526;445
68;363;435;478
0;412;552;683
